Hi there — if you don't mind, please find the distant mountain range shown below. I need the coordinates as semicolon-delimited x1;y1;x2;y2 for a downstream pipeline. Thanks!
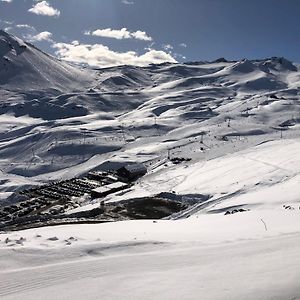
0;30;299;196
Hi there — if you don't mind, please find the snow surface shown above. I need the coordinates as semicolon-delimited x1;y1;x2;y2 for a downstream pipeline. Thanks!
0;32;300;299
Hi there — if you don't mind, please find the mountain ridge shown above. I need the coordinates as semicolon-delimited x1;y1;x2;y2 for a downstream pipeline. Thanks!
0;30;94;93
0;30;299;194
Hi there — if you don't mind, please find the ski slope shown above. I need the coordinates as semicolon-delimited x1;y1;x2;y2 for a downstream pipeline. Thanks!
0;31;300;299
1;137;300;299
0;234;300;300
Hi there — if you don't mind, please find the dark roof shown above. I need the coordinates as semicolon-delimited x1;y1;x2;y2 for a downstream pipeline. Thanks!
122;163;147;174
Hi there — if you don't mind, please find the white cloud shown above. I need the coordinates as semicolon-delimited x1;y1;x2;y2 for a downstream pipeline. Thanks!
16;24;35;30
162;44;173;51
85;28;130;40
131;30;152;41
52;41;177;68
122;0;134;4
179;43;187;48
3;20;14;25
2;23;37;39
28;1;60;17
174;53;186;60
1;0;13;3
4;26;13;32
85;28;152;41
27;31;53;42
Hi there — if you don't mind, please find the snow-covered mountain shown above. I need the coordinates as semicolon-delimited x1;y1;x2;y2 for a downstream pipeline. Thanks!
0;32;300;300
0;30;94;93
0;30;299;198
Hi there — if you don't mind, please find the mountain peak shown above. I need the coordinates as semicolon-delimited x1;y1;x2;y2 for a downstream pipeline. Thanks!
229;59;256;73
0;30;27;57
260;57;297;72
0;30;94;93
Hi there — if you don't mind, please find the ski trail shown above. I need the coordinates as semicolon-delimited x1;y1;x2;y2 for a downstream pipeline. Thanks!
1;234;300;299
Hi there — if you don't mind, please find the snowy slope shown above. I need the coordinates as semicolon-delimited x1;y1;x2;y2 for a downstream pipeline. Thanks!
0;32;300;299
0;30;94;93
0;32;298;202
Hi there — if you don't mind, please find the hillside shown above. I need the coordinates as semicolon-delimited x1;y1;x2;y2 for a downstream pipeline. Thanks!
0;30;94;93
0;32;300;300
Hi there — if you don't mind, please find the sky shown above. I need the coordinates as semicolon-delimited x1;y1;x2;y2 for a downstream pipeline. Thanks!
0;0;299;67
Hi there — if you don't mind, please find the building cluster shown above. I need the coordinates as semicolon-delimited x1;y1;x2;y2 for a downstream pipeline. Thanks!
0;163;147;225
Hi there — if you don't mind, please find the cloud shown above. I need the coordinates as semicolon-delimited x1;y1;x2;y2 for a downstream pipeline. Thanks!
52;41;177;68
0;0;13;3
4;26;13;32
28;1;60;17
3;20;13;24
162;44;173;51
131;30;152;41
122;0;134;4
85;28;152;41
1;22;36;38
179;43;187;48
27;31;53;42
16;24;35;30
173;53;186;60
0;19;14;31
